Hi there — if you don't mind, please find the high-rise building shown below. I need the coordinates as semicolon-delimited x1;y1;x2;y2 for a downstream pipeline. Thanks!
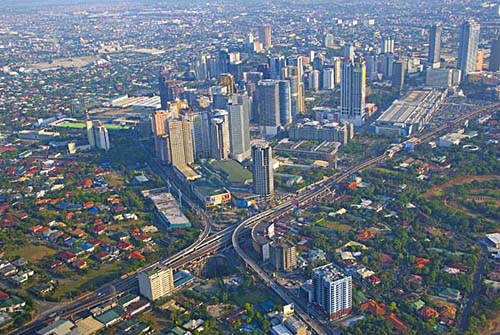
252;142;274;202
85;113;110;150
138;267;174;302
457;19;481;80
283;68;299;120
381;36;395;54
257;79;281;137
85;113;95;148
260;24;272;49
228;95;251;162
381;52;395;79
428;23;443;68
209;110;230;160
194;54;209;80
151;110;170;137
308;70;320;92
324;33;335;48
334;58;342;85
340;59;366;126
269;55;286;80
217;49;230;76
190;110;211;159
490;39;500;72
159;70;177;110
286;56;305;114
322;67;335;90
312;263;352;320
365;52;378;82
392;59;406;91
269;239;297;272
94;122;110;151
278;80;292;126
217;73;235;95
343;44;355;61
476;49;484;72
166;119;194;167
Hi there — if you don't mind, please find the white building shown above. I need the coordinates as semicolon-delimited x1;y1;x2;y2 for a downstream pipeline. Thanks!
312;263;352;320
138;267;174;301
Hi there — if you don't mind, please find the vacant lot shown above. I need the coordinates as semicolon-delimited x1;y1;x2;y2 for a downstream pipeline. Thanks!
422;175;500;199
5;244;57;263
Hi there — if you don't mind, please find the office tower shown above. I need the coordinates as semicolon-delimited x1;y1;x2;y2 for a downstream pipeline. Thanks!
340;59;366;126
457;19;481;80
94;122;110;151
334;58;342;85
252;142;274;202
166;119;194;167
207;56;218;79
190;110;211;159
269;239;297;272
85;112;95;148
277;80;292;126
256;79;281;137
138;267;174;302
286;56;305;114
365;52;378;81
428;23;443;68
324;33;335;48
210;110;230;160
260;24;272;49
476;49;484;72
312;264;352;320
217;49;230;76
195;54;208;80
228;95;251;162
381;36;395;54
392;59;406;91
217;73;235;95
381;52;394;79
490;39;500;71
283;68;299;120
268;55;286;80
308;70;320;91
322;67;335;90
159;70;174;110
151;110;170;136
343;44;355;61
313;54;325;71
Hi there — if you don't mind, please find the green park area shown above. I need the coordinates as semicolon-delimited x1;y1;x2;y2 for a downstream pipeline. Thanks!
56;121;130;130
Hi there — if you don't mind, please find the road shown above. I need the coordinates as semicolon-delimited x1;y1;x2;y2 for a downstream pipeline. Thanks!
457;243;489;335
11;102;500;335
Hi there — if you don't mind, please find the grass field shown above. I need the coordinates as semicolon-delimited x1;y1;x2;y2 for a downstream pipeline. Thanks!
210;160;252;183
5;244;57;263
53;262;122;300
56;122;130;130
422;175;500;199
318;220;352;232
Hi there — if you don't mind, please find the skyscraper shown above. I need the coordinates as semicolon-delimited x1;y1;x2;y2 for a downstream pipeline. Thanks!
392;59;407;91
324;33;335;48
343;44;355;61
138;267;174;302
151;110;170;137
381;36;395;54
217;73;235;95
268;55;286;80
278;80;292;126
252;142;274;202
256;79;280;137
312;264;352;320
340;59;366;126
190;110;211;159
490;39;500;72
209;110;230;160
365;51;378;82
228;95;251;162
286;56;305;114
85;112;95;148
260;24;272;49
428;23;443;68
166;119;194;167
159;70;174;110
322;67;335;90
457;20;480;80
94;122;110;151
